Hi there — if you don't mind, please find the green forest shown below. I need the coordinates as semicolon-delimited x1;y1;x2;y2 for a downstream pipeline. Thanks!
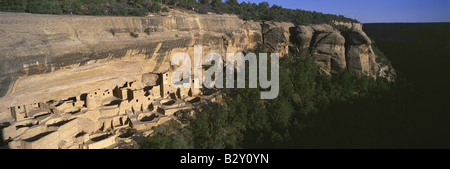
0;0;358;24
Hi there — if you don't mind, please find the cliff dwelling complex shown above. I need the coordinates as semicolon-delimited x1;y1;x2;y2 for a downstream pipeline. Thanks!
1;70;222;149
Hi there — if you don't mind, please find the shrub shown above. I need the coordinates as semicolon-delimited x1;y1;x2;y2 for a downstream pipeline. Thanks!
144;28;151;35
148;2;161;13
332;24;352;33
161;7;169;12
62;0;83;14
83;4;106;15
129;8;147;16
110;29;116;36
107;3;128;16
130;32;139;38
197;4;210;14
26;0;63;15
0;0;27;12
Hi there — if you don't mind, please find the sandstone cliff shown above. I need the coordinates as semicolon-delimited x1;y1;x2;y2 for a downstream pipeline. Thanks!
0;11;385;110
0;11;265;109
291;24;380;76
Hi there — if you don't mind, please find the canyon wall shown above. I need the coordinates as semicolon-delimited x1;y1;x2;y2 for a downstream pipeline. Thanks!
0;11;383;111
291;23;380;76
0;11;270;110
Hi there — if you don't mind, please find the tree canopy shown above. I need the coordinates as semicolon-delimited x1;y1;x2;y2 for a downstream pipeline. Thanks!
0;0;359;24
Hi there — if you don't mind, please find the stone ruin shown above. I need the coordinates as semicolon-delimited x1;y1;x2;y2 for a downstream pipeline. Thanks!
0;71;222;149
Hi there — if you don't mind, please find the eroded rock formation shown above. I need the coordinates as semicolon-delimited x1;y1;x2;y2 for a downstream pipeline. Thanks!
292;24;380;76
0;11;263;108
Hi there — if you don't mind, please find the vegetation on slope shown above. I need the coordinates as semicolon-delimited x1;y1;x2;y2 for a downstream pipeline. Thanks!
136;45;410;149
0;0;358;24
0;0;160;16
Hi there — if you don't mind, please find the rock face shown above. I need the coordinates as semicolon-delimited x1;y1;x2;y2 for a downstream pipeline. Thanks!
142;73;159;87
0;12;260;108
261;21;293;56
292;24;379;76
0;11;381;111
344;30;378;75
309;25;346;74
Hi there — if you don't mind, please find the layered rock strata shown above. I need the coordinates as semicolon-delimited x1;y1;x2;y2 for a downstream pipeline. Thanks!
0;11;388;149
292;24;380;76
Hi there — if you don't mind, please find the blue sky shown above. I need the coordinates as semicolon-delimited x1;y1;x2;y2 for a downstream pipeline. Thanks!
236;0;450;23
